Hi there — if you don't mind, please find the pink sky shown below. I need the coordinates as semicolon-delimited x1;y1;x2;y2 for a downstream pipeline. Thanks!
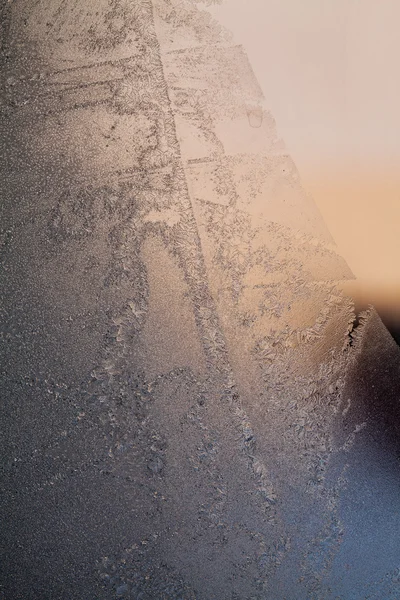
208;0;400;288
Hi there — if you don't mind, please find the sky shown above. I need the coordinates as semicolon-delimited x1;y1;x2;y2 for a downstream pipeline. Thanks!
208;0;400;291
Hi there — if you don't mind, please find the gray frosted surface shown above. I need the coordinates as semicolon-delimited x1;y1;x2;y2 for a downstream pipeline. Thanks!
1;1;400;599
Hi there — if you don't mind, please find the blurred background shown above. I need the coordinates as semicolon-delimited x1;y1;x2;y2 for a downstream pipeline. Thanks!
208;0;400;338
